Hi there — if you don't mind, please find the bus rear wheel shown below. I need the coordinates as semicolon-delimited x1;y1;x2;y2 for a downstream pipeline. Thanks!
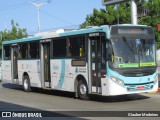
23;76;31;92
77;80;89;100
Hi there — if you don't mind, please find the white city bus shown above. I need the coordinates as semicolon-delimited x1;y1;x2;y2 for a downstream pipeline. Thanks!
1;24;158;100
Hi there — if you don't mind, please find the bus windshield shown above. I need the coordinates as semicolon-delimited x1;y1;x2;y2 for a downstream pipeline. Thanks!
108;37;156;69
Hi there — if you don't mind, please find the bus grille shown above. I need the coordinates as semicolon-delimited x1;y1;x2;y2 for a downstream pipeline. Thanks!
125;82;154;92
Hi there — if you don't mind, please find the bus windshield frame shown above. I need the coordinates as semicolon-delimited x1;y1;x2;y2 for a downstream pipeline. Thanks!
108;26;156;76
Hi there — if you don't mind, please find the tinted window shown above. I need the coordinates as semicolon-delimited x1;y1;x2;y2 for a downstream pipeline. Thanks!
53;39;67;57
28;42;39;59
4;45;11;60
68;36;85;57
18;43;28;59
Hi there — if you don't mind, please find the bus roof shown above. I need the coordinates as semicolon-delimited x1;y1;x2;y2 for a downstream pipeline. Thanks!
59;25;109;37
2;36;42;45
2;24;149;45
2;25;109;45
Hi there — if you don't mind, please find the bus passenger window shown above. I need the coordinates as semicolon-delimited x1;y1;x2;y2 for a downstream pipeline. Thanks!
29;42;39;59
18;43;28;59
68;36;85;58
53;39;67;58
4;45;11;60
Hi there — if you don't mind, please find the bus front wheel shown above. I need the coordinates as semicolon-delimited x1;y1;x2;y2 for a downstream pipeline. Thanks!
77;80;89;100
23;76;31;92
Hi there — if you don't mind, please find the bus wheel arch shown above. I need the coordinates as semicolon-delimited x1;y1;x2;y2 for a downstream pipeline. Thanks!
22;72;31;92
75;75;89;100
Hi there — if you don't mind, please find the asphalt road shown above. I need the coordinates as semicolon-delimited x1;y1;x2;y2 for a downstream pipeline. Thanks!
0;82;160;120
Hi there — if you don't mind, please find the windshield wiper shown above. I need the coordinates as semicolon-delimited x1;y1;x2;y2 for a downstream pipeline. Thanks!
122;36;135;53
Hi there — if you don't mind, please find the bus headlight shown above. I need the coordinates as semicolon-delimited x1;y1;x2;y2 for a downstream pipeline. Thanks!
110;76;124;87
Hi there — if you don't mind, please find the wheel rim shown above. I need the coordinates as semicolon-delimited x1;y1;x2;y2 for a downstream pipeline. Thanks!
24;79;28;90
79;84;87;95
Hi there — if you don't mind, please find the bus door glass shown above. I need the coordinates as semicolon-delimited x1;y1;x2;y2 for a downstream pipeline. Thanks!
89;33;106;93
41;40;51;88
11;45;18;83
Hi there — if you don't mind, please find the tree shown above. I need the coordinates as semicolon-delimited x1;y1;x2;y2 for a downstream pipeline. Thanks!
0;20;28;49
80;3;131;28
80;0;160;47
138;0;160;47
0;20;28;57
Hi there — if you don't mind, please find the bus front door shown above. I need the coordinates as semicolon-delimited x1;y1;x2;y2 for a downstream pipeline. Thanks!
11;45;18;83
90;34;106;94
41;42;51;88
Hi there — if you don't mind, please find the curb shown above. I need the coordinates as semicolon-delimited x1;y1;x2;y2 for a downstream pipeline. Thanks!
148;88;160;94
148;91;158;94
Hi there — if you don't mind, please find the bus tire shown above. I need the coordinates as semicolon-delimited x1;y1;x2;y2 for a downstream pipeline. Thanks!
23;76;31;92
77;80;89;100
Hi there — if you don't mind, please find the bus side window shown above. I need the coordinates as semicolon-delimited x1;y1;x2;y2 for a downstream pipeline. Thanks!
68;40;71;57
29;42;39;59
18;43;28;59
69;36;85;58
4;45;11;60
18;44;22;59
108;41;113;62
28;44;31;58
53;39;67;58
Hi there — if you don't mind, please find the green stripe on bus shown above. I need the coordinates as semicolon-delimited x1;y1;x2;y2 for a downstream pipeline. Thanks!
140;62;156;67
119;62;156;68
119;63;139;68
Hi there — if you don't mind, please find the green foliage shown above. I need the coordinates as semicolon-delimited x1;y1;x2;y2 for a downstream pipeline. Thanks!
138;0;160;47
0;20;28;50
80;3;131;28
80;0;160;48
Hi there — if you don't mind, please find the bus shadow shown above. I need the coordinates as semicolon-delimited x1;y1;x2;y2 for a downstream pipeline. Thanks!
29;87;151;103
2;83;76;99
2;83;150;103
89;94;150;103
2;83;23;91
31;88;151;103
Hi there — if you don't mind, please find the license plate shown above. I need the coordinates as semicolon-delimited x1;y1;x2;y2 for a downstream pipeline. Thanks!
136;86;145;90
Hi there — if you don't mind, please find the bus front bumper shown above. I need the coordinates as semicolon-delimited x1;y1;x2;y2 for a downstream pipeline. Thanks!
101;77;158;96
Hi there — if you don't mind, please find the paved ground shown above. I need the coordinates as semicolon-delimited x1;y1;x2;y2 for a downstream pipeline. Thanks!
0;82;160;120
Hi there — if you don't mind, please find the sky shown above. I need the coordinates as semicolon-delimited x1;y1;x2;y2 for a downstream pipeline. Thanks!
0;0;105;35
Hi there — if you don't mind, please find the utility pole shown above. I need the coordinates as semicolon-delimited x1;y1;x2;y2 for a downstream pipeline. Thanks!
130;0;138;24
4;22;6;30
30;2;46;33
115;4;119;24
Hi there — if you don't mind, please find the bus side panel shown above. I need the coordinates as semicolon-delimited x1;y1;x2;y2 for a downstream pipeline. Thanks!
50;59;88;92
2;60;12;83
18;60;41;87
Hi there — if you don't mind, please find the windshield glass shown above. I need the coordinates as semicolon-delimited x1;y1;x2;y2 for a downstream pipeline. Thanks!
108;37;156;68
